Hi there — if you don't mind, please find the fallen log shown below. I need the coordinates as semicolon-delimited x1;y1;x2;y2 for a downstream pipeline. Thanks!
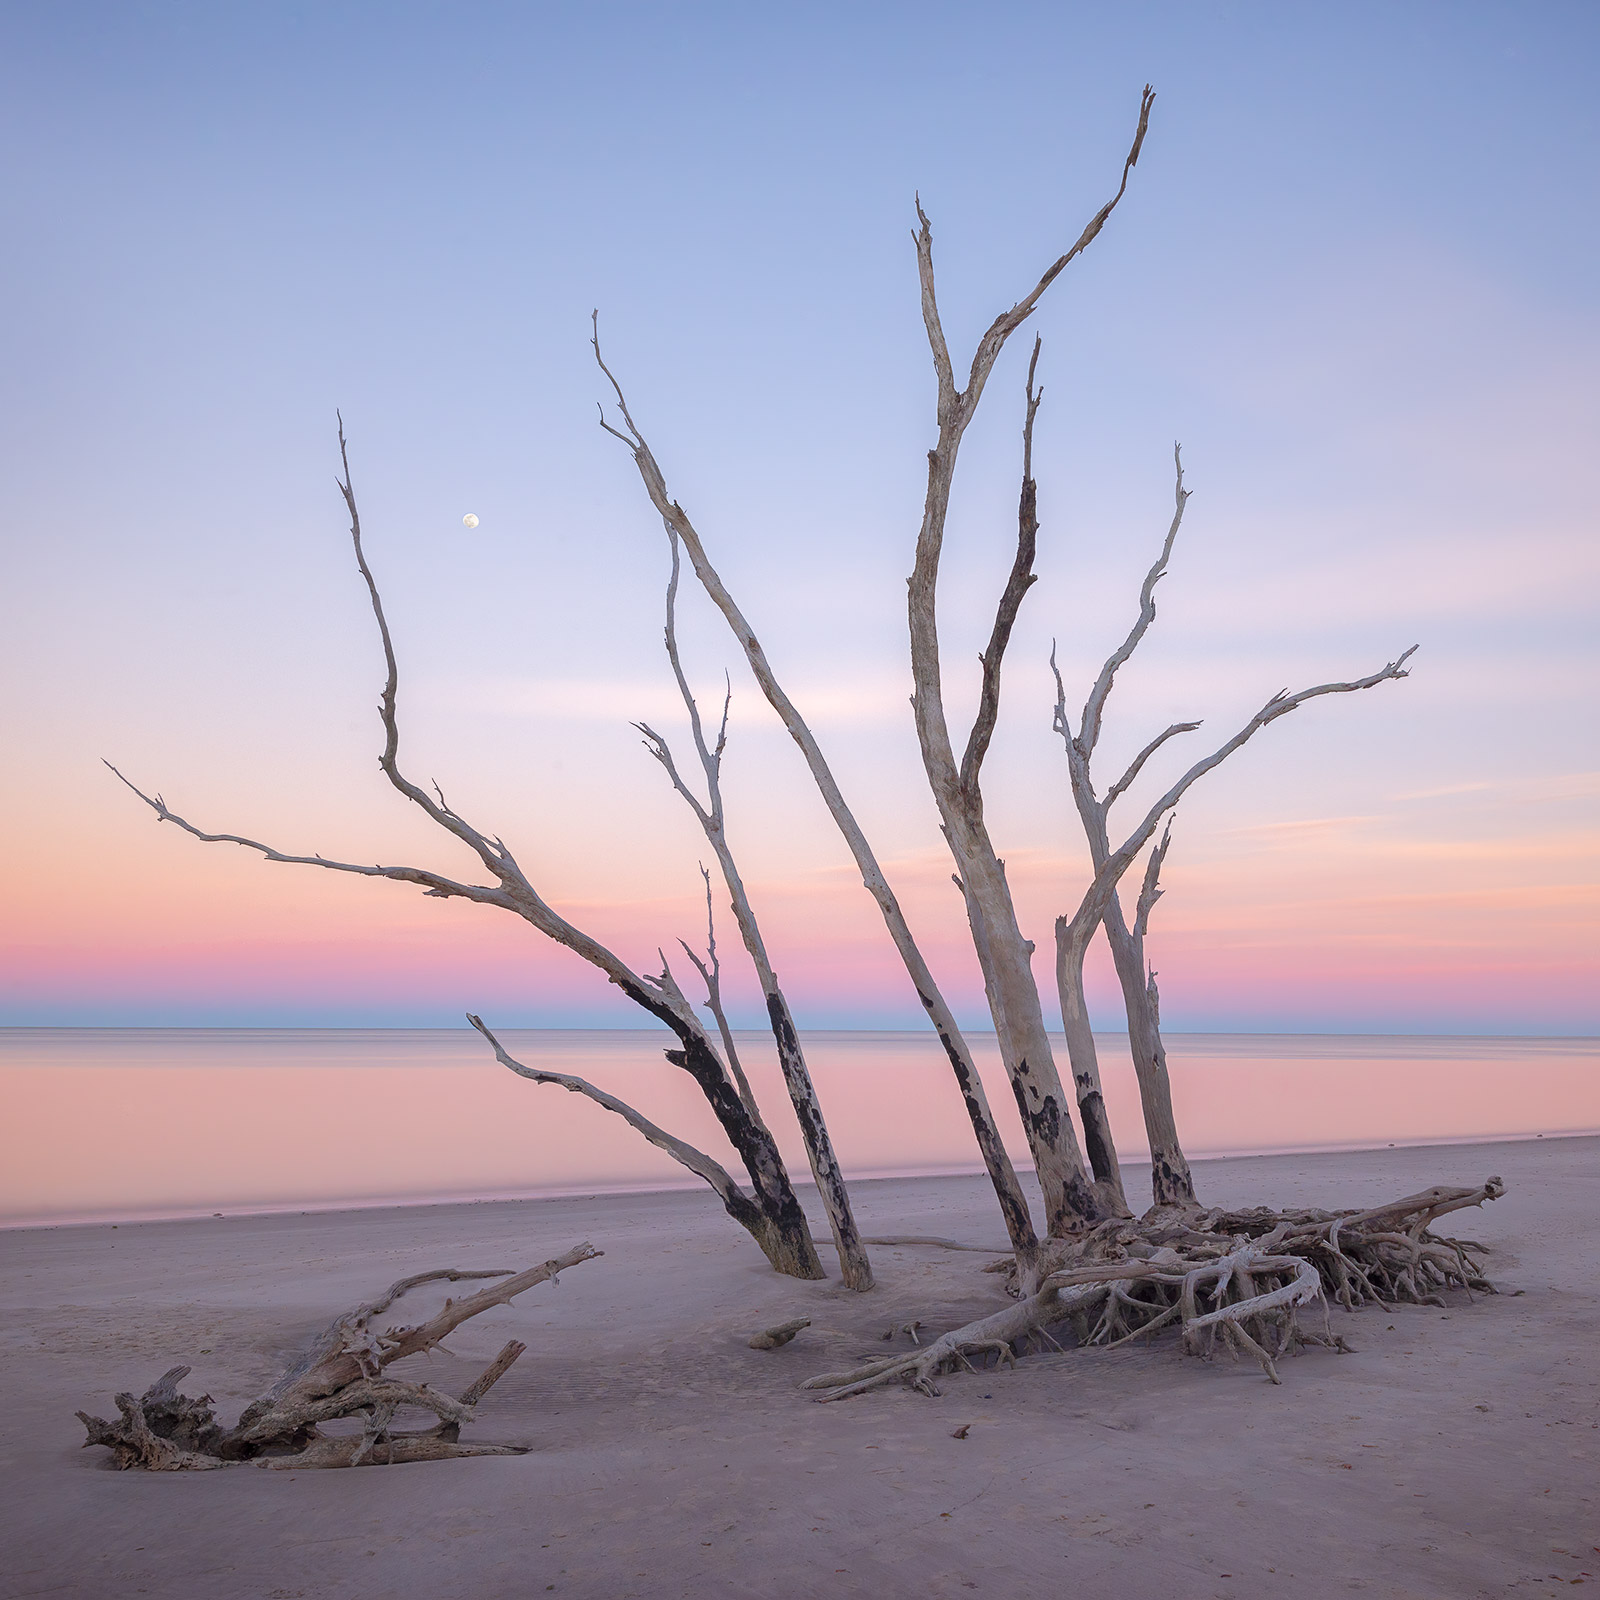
77;1243;601;1470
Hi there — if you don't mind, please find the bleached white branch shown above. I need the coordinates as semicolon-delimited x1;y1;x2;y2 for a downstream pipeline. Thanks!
468;1014;749;1208
1103;720;1203;809
1132;818;1173;941
960;336;1043;803
1077;443;1191;760
104;763;510;907
637;496;875;1286
915;87;1154;431
1067;645;1420;945
334;416;521;887
1049;641;1203;813
634;720;713;831
905;93;1159;1228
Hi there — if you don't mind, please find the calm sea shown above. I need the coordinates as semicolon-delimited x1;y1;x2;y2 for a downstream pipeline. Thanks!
3;1029;1595;1227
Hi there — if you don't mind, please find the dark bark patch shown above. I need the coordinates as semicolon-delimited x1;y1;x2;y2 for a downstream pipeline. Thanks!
1079;1090;1115;1183
1151;1152;1197;1209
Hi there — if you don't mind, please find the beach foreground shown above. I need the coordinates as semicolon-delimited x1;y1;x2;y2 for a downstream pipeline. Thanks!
3;1138;1594;1600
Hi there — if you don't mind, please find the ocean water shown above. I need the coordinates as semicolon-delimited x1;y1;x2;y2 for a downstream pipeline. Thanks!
2;1028;1595;1226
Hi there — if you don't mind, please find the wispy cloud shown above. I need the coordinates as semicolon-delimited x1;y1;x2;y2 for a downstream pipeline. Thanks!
1220;814;1382;838
419;672;913;727
1391;781;1495;802
1391;772;1600;806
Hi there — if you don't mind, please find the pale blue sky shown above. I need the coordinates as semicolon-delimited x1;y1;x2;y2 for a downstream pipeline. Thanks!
2;3;1595;1029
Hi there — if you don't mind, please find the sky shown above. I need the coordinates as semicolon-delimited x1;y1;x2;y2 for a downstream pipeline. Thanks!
1;1;1595;1033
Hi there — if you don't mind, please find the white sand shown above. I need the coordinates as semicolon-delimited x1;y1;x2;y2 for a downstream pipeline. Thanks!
2;1137;1595;1599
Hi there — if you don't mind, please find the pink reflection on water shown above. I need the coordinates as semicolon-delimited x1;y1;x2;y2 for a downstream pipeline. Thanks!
3;1029;1596;1226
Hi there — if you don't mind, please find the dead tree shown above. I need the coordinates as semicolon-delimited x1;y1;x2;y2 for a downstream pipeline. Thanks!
1050;623;1417;1208
591;87;1172;1249
800;336;1431;1397
896;87;1411;1229
898;80;1157;1235
77;1246;600;1469
592;326;1044;1272
1050;448;1414;1209
635;529;874;1290
906;220;1413;1224
110;425;826;1282
584;83;1502;1402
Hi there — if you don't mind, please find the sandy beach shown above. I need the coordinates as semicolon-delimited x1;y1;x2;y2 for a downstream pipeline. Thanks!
3;1135;1594;1600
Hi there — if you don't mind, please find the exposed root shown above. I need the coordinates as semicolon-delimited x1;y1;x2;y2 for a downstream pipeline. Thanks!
803;1288;1094;1401
76;1370;229;1472
258;1434;529;1469
805;1180;1502;1400
77;1245;601;1470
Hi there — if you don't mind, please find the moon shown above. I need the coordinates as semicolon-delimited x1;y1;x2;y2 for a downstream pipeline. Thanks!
462;513;479;529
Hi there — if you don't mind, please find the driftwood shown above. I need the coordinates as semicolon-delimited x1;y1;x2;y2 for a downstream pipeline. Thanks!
76;1245;600;1471
804;1182;1502;1400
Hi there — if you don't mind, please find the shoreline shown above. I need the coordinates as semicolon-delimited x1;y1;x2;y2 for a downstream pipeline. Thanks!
6;1025;1597;1039
6;1127;1597;1234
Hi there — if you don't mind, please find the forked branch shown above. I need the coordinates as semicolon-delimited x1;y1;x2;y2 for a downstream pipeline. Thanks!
467;1014;752;1210
960;336;1043;802
679;865;767;1127
915;86;1154;430
1075;443;1192;764
103;763;511;908
904;86;1159;1233
1071;645;1420;942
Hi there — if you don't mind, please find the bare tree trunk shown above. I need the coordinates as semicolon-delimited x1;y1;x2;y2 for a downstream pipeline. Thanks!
944;832;1097;1235
1051;919;1126;1203
1048;450;1197;1204
1102;887;1193;1206
638;535;874;1290
1048;817;1177;1207
591;325;1042;1268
